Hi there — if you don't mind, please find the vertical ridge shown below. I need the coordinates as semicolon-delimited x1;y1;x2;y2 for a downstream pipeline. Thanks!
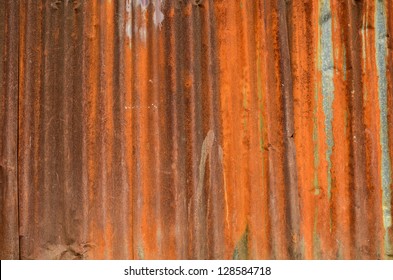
0;0;19;260
278;0;301;259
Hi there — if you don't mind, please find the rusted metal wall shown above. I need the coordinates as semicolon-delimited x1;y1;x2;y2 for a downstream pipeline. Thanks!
1;0;393;259
0;0;19;260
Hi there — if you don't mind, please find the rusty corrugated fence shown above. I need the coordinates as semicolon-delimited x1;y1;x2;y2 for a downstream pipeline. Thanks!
1;0;393;259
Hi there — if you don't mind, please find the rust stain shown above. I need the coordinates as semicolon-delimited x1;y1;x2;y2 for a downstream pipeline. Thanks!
0;0;19;260
0;0;392;260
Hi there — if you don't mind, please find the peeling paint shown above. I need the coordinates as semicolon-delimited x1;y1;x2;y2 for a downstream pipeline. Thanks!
218;146;229;229
233;225;249;260
375;0;392;252
137;245;145;259
319;0;334;200
126;0;132;47
137;0;150;12
139;26;147;42
198;130;215;203
153;0;164;28
195;130;215;258
313;207;321;259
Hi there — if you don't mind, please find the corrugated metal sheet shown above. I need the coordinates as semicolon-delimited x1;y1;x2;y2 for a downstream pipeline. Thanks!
1;0;393;259
0;0;19;260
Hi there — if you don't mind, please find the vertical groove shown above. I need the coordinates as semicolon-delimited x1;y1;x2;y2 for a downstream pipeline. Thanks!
278;0;301;259
347;0;369;259
386;0;393;259
0;0;19;260
330;0;353;259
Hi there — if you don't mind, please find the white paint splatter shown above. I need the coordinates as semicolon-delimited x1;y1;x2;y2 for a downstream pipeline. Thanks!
126;22;132;40
126;0;132;11
139;26;147;42
137;0;150;12
153;0;165;27
126;0;165;45
126;0;132;47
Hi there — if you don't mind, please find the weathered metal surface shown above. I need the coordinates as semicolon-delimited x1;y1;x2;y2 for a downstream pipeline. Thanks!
1;0;393;259
0;0;19;260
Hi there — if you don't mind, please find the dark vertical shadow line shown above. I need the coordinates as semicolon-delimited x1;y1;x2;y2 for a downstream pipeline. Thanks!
114;0;128;259
15;0;21;260
131;2;141;260
192;6;203;260
61;0;69;247
130;0;135;260
338;1;355;259
151;2;162;258
18;0;29;260
80;0;89;253
170;2;182;259
278;0;301;259
205;0;223;259
173;4;188;258
347;0;367;259
187;4;196;259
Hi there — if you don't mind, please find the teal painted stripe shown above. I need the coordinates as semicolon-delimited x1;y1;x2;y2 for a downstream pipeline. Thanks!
319;0;334;200
375;0;392;253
